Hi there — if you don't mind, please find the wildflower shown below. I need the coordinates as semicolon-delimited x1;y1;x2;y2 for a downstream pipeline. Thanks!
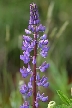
28;82;33;89
20;3;49;108
39;61;50;72
23;35;32;42
40;34;47;40
25;29;32;34
20;84;28;94
30;73;34;82
27;89;33;97
36;75;49;88
20;101;29;108
40;50;48;58
41;96;48;102
27;64;31;72
35;101;39;108
43;82;49;88
36;72;40;81
38;24;46;32
20;66;30;78
32;56;36;64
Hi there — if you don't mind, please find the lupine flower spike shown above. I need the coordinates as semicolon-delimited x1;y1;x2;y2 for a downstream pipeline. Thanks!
20;3;50;108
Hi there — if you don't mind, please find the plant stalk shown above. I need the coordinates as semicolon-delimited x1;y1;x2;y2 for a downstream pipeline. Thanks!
33;32;37;108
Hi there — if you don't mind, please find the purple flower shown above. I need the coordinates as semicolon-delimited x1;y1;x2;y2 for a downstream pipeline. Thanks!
28;25;34;32
36;92;48;102
22;46;27;51
29;3;40;26
21;41;30;51
39;40;44;45
40;76;46;82
30;74;34;82
20;101;29;108
23;51;30;57
20;3;50;108
39;61;50;72
27;64;31;72
40;50;48;58
35;101;39;108
38;43;43;48
20;84;28;94
39;39;48;45
22;40;34;52
36;72;40;81
40;34;47;40
32;56;36;64
44;40;48;45
25;29;31;34
37;91;40;98
20;67;30;78
38;39;48;50
24;58;30;64
20;55;30;64
36;91;41;101
43;82;49;88
28;82;33;89
27;89;33;97
23;40;30;46
31;41;35;48
36;76;49;88
41;47;49;52
38;24;46;32
27;46;33;52
21;51;30;64
41;96;48;102
36;81;41;86
23;35;32;42
20;55;24;61
40;77;48;85
20;104;25;108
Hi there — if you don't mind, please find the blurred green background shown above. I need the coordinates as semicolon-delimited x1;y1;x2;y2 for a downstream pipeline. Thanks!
0;0;72;108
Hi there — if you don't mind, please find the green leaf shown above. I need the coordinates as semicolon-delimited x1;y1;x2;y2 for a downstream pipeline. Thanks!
56;21;69;38
57;90;70;105
54;104;68;108
53;103;72;108
68;103;72;108
70;99;72;104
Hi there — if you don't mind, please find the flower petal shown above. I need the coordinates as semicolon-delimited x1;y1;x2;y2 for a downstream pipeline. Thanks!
41;96;48;102
43;82;49;88
40;34;47;40
32;56;36;64
25;29;31;34
28;82;33;89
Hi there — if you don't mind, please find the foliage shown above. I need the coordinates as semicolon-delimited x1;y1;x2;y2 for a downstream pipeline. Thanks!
47;90;72;108
54;90;72;108
57;90;71;105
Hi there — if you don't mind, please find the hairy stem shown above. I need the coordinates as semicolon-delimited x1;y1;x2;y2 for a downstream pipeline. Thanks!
33;32;37;108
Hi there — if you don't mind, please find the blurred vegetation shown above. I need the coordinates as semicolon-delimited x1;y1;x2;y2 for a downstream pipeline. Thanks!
0;0;72;108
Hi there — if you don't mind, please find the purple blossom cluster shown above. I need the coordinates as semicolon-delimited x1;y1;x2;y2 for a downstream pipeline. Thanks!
20;3;49;108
